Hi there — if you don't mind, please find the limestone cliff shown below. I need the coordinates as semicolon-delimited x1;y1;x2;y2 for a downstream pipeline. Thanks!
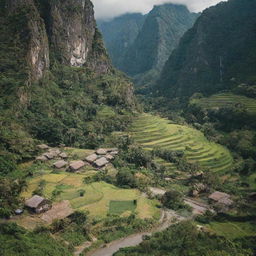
7;0;49;81
49;0;110;73
5;0;111;81
0;0;136;160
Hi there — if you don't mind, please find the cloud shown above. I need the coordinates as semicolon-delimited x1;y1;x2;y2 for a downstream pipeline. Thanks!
91;0;226;20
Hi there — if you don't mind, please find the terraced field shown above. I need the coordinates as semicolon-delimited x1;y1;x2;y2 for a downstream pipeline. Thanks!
128;114;233;173
190;93;256;114
21;164;159;219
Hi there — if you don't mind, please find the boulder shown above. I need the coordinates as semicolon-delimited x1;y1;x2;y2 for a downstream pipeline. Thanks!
53;160;68;169
69;161;85;172
15;209;24;215
96;148;107;155
85;153;98;163
94;157;109;168
192;190;199;197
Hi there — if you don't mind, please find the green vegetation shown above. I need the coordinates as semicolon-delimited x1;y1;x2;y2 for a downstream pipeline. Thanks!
129;113;233;172
115;221;253;256
0;223;71;256
206;221;256;240
191;93;256;115
158;0;256;98
0;0;136;168
99;4;198;88
109;200;137;215
19;157;159;220
161;190;189;211
1;0;256;255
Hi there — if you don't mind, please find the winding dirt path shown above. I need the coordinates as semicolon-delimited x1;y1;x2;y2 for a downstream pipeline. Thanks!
85;209;185;256
74;187;211;256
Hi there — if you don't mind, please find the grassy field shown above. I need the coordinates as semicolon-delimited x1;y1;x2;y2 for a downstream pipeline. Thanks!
21;158;160;220
109;201;137;215
206;221;256;239
128;114;233;173
190;93;256;114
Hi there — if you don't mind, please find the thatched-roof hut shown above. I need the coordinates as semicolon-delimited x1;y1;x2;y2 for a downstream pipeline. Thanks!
85;153;98;164
69;160;86;172
94;157;109;168
25;195;51;214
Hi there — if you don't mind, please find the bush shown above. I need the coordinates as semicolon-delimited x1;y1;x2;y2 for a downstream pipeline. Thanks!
124;145;152;168
0;208;12;219
161;190;184;210
0;156;17;175
116;168;137;188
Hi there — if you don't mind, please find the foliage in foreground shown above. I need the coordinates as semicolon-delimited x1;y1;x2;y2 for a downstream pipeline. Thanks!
114;222;253;256
0;223;71;256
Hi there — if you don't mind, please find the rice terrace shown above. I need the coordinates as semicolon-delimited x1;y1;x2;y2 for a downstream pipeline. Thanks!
128;113;234;173
1;0;256;255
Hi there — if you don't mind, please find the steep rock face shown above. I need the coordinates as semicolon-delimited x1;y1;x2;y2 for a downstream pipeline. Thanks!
158;0;256;98
98;13;145;70
7;0;49;81
49;0;110;73
0;0;136;161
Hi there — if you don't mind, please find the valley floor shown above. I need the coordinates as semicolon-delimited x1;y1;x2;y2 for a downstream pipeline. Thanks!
7;112;256;256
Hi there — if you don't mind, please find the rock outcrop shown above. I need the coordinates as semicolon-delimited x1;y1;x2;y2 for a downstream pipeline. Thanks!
6;0;111;81
49;0;110;72
7;0;49;81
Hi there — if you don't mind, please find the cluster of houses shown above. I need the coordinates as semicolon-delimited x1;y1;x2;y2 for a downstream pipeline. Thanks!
84;148;118;168
15;145;120;215
36;144;119;172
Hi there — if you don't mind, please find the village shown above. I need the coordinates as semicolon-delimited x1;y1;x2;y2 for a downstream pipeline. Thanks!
13;144;119;220
14;144;235;230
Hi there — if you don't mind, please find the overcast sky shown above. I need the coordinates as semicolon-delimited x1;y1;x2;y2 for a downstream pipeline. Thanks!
91;0;226;20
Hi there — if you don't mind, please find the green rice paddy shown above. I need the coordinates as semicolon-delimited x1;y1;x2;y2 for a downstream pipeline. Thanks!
109;200;137;215
21;168;159;219
190;93;256;114
206;221;256;239
128;113;233;173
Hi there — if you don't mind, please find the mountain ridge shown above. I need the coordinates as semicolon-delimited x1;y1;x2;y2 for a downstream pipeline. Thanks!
99;3;199;87
157;0;256;98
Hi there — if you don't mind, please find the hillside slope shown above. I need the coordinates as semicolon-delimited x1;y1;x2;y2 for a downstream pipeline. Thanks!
0;0;136;162
158;0;256;98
